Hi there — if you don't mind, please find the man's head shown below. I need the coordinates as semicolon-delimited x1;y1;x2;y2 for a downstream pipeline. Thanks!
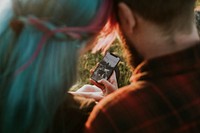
115;0;197;68
119;0;196;25
117;0;195;32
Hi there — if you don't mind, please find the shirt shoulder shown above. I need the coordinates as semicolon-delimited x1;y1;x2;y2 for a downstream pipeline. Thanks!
85;81;161;133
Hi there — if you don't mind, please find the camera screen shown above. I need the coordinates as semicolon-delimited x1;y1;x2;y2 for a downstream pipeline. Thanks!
91;52;120;81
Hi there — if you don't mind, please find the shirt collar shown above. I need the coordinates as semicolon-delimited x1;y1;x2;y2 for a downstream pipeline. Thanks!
132;42;200;81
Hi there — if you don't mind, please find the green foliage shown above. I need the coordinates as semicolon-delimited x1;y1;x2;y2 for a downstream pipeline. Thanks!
71;40;132;91
197;0;200;6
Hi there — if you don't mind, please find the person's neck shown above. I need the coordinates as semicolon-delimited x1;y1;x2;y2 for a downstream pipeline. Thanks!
134;23;200;60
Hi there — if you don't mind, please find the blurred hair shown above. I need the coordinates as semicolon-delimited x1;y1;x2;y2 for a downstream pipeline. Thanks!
112;0;196;70
0;0;115;132
117;0;196;33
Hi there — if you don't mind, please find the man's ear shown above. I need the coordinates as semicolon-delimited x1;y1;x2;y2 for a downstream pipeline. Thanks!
118;2;136;34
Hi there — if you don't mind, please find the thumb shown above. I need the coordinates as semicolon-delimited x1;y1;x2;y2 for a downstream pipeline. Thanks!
98;79;117;95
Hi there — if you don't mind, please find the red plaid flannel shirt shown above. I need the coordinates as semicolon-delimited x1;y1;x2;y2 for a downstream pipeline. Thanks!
84;43;200;133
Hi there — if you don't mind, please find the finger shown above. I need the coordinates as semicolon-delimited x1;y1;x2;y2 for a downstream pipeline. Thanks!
71;92;104;101
77;84;95;92
90;79;105;90
98;79;117;94
98;79;116;90
108;71;118;87
77;84;102;92
90;69;94;74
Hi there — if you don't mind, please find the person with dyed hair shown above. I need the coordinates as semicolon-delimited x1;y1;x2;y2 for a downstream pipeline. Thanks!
0;0;117;132
85;0;200;132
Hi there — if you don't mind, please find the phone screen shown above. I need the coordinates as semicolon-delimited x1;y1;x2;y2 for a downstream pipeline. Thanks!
91;52;120;82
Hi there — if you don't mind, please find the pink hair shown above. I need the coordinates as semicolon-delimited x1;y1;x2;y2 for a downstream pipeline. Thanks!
92;0;119;54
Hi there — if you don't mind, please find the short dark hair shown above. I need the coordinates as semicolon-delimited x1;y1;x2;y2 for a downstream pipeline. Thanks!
117;0;195;31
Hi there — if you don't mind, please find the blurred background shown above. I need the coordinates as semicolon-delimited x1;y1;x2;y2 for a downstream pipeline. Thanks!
197;0;200;6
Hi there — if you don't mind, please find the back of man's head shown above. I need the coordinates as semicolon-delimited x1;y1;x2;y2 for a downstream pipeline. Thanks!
118;0;196;31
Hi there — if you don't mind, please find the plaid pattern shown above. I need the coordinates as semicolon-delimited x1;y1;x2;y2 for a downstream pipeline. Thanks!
84;43;200;133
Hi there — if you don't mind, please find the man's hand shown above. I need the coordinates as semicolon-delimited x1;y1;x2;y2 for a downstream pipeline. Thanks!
70;71;118;101
70;85;104;101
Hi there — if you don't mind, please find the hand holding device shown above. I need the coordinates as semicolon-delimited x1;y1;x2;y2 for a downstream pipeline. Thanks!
90;52;120;90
